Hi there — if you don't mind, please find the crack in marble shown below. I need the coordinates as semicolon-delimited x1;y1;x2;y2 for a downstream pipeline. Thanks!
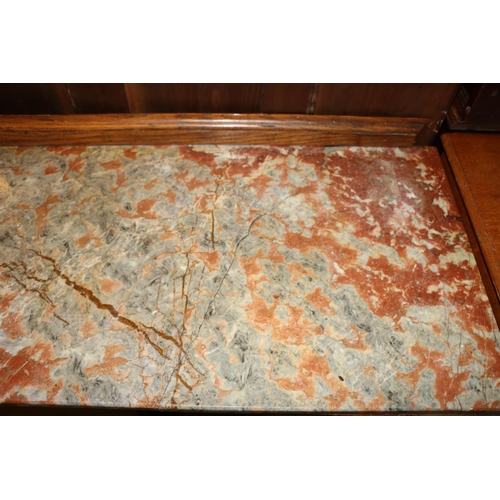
26;249;184;358
159;187;310;406
1;145;499;411
1;262;55;307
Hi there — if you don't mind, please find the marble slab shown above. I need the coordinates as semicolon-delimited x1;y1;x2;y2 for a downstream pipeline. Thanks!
0;145;499;412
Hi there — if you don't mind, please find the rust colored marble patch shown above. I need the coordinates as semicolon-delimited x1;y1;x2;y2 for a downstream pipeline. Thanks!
0;145;499;411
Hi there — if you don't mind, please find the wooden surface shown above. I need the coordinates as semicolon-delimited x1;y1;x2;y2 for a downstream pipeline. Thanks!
125;84;262;113
0;113;427;147
440;151;500;326
315;84;458;117
442;133;500;326
66;84;130;114
0;84;460;145
447;84;500;131
0;84;74;115
260;84;317;114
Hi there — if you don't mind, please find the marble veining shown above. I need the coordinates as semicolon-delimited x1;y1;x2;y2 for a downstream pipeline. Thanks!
0;145;498;411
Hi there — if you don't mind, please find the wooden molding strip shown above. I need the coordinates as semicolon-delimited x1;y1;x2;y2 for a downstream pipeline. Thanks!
441;133;500;300
0;113;427;147
440;149;500;328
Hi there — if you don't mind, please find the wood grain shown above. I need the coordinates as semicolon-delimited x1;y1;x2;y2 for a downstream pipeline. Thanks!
315;84;459;118
447;84;484;127
442;133;500;326
125;84;261;113
415;84;461;145
0;84;462;146
440;151;500;327
260;84;317;114
314;84;460;145
447;84;500;131
0;84;74;114
65;84;129;113
0;113;427;147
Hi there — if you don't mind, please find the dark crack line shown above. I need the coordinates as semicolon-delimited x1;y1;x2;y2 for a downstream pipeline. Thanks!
150;159;319;405
159;254;207;405
159;163;316;406
2;264;53;305
194;186;309;341
27;249;184;358
170;252;192;404
2;262;72;325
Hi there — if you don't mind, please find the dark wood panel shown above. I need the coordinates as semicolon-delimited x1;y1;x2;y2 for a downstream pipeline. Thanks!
315;84;459;118
447;86;468;127
125;84;261;113
447;84;484;126
0;84;462;144
0;113;426;147
415;84;461;145
0;84;74;114
260;84;317;114
442;133;500;327
448;84;500;131
65;84;129;113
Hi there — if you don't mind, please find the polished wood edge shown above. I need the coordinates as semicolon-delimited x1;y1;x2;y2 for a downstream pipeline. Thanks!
441;134;500;288
441;135;500;328
0;113;427;147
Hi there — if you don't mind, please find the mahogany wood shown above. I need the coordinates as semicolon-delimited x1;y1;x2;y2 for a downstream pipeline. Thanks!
66;84;130;113
442;133;500;326
260;84;317;114
0;84;462;145
440;150;500;327
315;84;459;118
0;84;74;114
447;84;500;131
124;84;261;113
0;113;426;147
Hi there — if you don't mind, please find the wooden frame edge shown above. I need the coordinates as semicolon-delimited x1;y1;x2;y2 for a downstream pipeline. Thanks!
0;113;427;147
441;134;500;328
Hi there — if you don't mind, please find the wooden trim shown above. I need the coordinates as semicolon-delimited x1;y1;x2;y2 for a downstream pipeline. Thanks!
441;134;500;328
414;83;461;145
0;113;427;147
440;150;500;328
446;84;490;131
446;121;500;132
441;134;500;297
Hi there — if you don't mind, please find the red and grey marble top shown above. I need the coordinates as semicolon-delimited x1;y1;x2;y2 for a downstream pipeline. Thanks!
0;145;498;412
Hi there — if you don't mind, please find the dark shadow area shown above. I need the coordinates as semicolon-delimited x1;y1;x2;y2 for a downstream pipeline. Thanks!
1;403;498;416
